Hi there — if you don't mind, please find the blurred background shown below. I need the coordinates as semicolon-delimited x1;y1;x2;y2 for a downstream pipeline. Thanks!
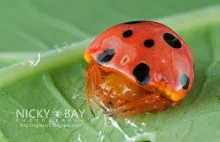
0;0;219;52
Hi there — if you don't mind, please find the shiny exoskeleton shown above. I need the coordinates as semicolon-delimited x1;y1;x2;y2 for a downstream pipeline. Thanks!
84;21;194;117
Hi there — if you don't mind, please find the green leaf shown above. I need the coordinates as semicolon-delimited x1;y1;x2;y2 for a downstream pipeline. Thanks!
1;1;220;142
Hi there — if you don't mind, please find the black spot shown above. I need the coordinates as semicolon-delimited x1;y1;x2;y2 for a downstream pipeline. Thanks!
133;63;150;85
123;21;145;24
144;39;154;48
97;49;115;65
123;30;133;38
180;73;190;90
163;33;181;48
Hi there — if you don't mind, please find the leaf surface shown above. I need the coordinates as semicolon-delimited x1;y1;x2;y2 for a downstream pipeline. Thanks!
1;1;220;142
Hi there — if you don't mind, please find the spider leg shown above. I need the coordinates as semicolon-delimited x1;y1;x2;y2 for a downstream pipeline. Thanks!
85;63;105;117
107;93;161;115
112;98;180;118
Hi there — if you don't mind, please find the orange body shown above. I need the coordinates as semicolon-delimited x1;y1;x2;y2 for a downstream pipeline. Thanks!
84;21;194;117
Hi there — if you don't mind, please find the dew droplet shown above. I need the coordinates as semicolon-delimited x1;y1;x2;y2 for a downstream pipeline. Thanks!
54;42;68;52
21;52;41;67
